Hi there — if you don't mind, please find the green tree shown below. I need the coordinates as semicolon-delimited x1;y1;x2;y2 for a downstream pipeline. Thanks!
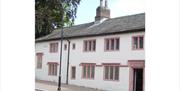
35;0;81;38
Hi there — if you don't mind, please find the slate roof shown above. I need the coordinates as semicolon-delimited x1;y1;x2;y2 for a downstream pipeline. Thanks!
36;13;145;42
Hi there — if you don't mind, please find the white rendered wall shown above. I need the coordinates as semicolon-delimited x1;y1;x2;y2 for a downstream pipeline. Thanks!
35;40;68;83
35;31;145;91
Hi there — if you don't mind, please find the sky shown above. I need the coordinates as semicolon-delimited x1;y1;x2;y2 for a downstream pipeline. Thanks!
74;0;145;25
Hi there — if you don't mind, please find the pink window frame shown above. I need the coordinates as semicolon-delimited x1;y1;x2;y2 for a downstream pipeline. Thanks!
104;37;120;52
83;39;96;52
102;63;120;81
36;53;43;69
49;43;58;53
132;35;144;50
81;63;96;79
47;62;58;76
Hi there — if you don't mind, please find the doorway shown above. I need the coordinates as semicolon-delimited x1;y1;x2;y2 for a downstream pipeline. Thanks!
133;69;143;91
128;60;144;91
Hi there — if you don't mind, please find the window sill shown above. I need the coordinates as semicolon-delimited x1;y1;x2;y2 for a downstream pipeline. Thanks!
132;48;144;50
83;51;96;52
49;52;58;53
81;78;95;80
104;79;119;82
48;75;57;76
104;50;120;52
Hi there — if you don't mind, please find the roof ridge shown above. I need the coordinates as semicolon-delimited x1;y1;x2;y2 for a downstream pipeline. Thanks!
105;13;145;21
53;22;94;31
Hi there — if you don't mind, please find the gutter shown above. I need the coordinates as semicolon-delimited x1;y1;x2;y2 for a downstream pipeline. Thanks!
66;39;71;85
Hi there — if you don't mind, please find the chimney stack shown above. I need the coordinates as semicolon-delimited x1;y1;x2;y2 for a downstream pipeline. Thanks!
100;0;103;7
95;0;110;21
105;0;108;8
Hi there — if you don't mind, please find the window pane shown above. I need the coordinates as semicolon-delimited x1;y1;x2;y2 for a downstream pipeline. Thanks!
50;44;53;52
72;43;75;49
50;64;52;75
40;60;42;68
53;44;55;52
105;66;109;79
55;43;58;52
110;66;114;79
139;36;144;49
83;66;86;78
52;44;54;52
89;41;92;51
84;41;87;51
54;64;57;75
87;65;91;78
114;66;119;80
37;55;42;68
48;65;51;75
37;60;42;68
72;67;76;79
55;64;57;76
64;44;67;50
111;39;114;50
74;67;76;78
133;37;138;49
50;64;53;75
93;40;96;51
91;66;95;78
106;39;109;50
116;38;119;50
53;64;55;75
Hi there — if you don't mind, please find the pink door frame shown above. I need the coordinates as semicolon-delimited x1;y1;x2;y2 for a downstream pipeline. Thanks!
128;60;145;91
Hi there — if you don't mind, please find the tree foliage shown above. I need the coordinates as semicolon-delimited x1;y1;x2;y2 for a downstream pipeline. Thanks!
35;0;81;38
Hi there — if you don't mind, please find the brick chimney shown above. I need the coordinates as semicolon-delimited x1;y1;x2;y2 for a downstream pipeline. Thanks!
95;0;110;21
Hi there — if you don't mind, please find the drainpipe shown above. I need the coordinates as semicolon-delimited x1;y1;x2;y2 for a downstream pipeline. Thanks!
66;39;71;85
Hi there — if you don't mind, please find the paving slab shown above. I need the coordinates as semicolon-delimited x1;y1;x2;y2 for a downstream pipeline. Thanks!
35;80;105;91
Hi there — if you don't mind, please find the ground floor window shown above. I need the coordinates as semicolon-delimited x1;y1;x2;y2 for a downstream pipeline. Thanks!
82;63;95;79
104;65;119;81
71;66;76;79
48;62;58;76
36;53;43;69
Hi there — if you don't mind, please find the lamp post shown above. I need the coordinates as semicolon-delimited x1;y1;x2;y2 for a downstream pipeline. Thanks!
57;2;64;91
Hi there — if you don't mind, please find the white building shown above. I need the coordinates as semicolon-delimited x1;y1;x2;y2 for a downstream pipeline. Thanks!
35;0;145;91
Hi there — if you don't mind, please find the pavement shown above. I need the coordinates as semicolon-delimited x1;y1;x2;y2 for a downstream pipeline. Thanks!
35;80;104;91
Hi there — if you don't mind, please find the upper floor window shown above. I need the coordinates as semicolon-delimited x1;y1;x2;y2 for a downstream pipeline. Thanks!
48;62;58;76
104;64;119;81
83;40;96;52
105;38;120;51
50;43;58;53
72;43;76;50
82;63;95;79
64;44;67;50
36;53;43;69
132;36;144;50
